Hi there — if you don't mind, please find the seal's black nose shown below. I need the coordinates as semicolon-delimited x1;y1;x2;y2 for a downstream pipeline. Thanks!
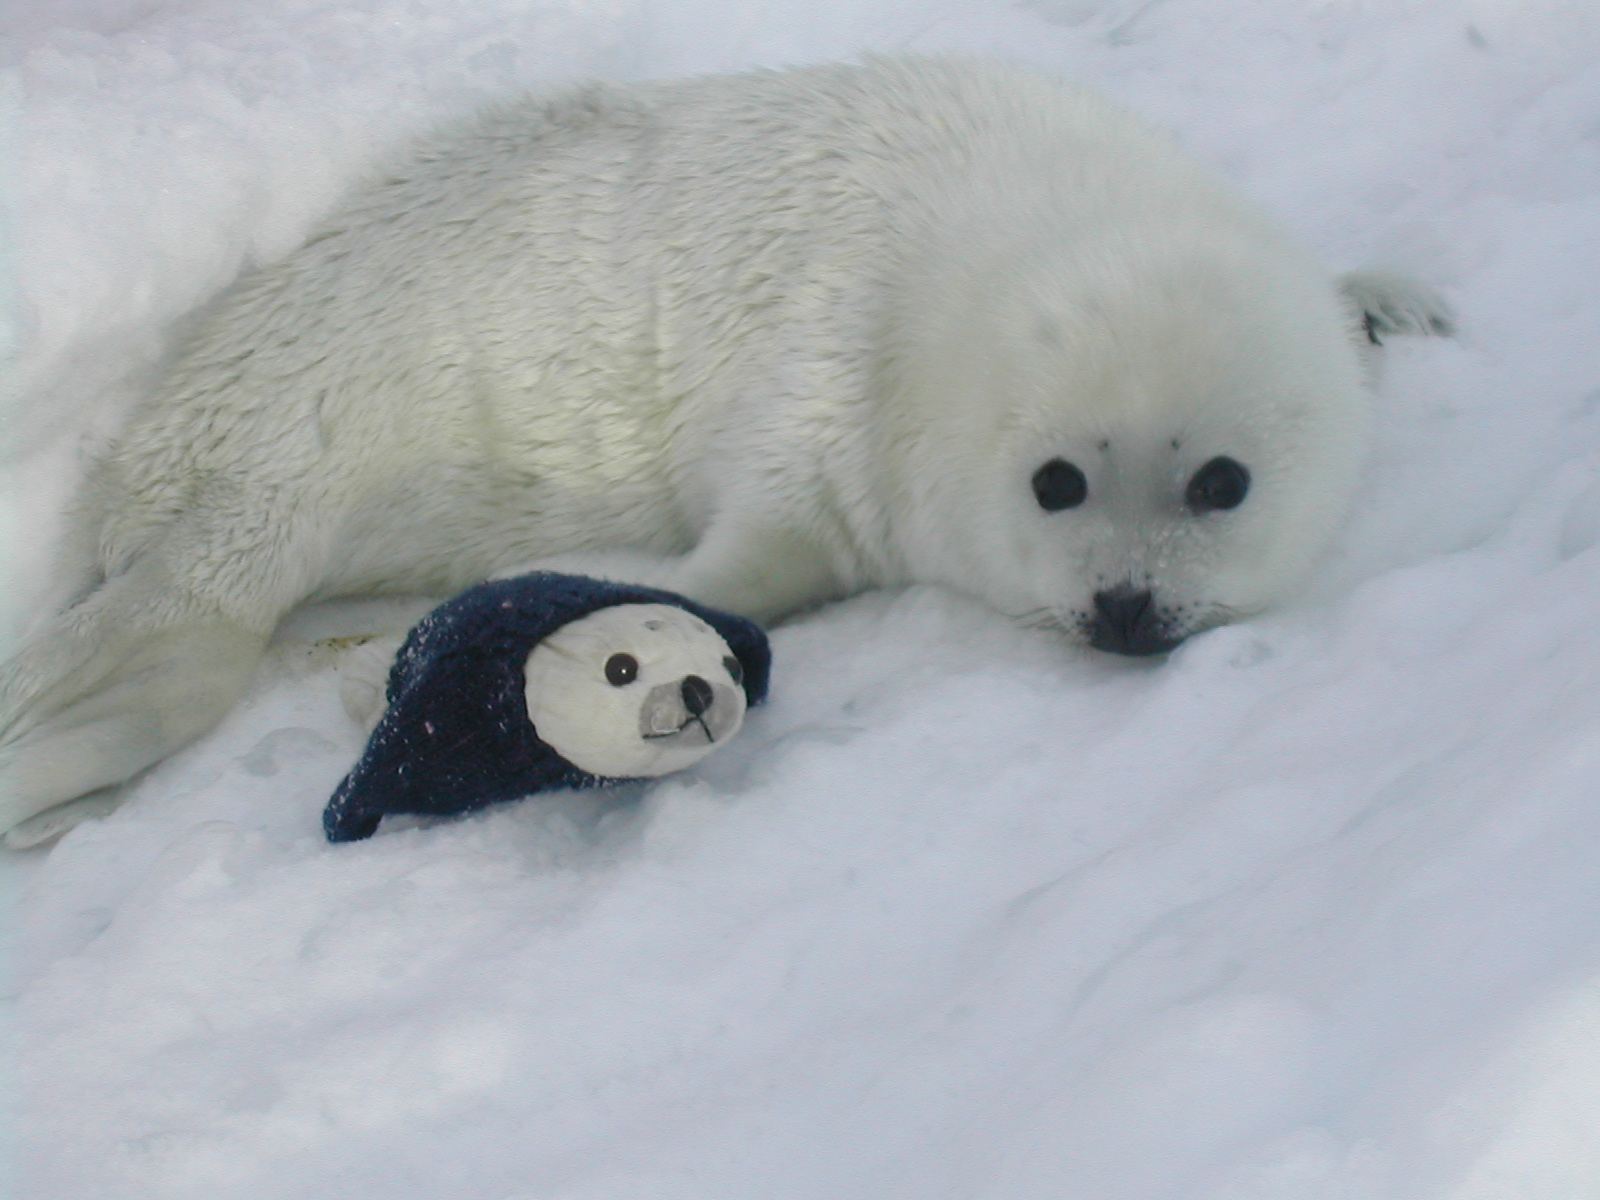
1089;587;1182;656
681;674;713;716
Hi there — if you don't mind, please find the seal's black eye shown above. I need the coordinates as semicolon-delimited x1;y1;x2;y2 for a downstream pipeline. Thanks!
1186;456;1250;513
604;653;639;686
1032;458;1088;511
723;655;743;686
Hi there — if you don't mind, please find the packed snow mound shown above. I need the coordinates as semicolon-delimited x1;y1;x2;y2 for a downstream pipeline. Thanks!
6;2;1600;1198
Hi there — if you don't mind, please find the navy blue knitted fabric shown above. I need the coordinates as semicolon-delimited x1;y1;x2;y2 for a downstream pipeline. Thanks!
323;573;771;842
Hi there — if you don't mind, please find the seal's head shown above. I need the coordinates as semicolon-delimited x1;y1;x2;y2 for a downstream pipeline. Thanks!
884;222;1369;655
522;603;748;776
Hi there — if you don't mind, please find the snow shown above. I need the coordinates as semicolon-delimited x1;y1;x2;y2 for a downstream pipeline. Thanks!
5;1;1600;1196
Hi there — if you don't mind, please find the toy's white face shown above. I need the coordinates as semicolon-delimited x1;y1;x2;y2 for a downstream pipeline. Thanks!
522;603;748;778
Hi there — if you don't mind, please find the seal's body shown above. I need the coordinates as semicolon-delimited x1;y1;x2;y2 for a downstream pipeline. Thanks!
0;57;1450;841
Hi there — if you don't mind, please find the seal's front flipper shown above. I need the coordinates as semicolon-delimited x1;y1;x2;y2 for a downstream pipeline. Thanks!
1339;270;1455;344
1337;270;1455;387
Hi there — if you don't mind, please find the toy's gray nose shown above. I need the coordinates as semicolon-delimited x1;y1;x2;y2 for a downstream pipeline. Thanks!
681;674;713;716
638;675;744;746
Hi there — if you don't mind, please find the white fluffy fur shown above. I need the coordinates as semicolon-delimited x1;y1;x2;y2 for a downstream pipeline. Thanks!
0;56;1450;841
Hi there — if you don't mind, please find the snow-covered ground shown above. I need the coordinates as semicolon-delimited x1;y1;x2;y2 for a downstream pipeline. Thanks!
5;1;1600;1196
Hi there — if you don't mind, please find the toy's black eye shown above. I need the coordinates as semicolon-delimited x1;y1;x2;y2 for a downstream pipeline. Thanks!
723;655;743;685
604;653;639;686
1032;458;1087;511
1186;457;1251;513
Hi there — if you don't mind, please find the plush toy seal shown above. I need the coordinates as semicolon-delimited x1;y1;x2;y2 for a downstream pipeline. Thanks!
322;573;771;842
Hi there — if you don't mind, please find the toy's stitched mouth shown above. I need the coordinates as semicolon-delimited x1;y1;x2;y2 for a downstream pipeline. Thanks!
642;714;715;743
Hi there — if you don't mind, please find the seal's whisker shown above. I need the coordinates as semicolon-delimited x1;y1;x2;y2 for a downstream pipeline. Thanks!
1014;607;1060;632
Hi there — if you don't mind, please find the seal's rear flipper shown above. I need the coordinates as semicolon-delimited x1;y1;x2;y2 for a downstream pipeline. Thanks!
0;598;266;837
3;788;123;850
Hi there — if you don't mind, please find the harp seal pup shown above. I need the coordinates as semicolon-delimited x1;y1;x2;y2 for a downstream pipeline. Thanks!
0;56;1451;844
